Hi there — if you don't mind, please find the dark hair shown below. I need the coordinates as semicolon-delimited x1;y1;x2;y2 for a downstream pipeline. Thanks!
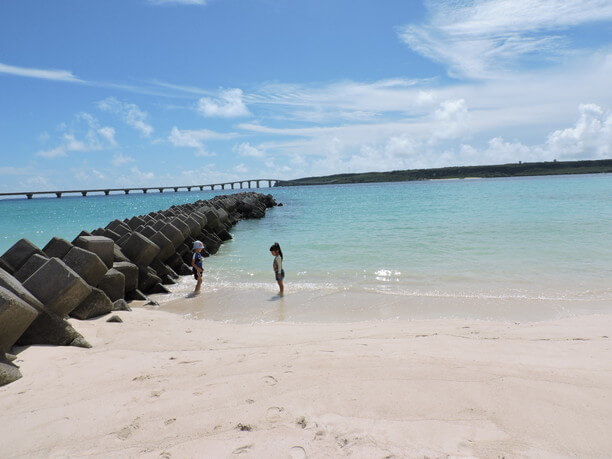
269;242;283;259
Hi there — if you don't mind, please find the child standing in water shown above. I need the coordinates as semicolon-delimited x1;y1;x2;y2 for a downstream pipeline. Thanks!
270;242;284;296
191;240;205;293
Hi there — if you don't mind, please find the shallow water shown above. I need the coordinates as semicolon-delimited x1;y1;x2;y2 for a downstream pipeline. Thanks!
199;174;612;304
2;174;611;321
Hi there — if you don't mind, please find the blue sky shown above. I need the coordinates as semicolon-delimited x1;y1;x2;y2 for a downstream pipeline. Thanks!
1;0;611;191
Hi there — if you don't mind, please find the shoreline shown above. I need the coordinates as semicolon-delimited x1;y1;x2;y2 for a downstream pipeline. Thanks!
149;278;612;324
1;306;610;457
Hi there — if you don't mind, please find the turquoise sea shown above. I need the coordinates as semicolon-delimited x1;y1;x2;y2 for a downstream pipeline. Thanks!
1;174;611;320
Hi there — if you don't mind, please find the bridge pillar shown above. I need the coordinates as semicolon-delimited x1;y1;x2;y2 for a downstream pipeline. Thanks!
81;191;87;197
173;187;178;192
26;193;33;199
256;180;260;188
187;186;192;191
124;190;130;194
143;188;148;194
104;190;110;195
56;192;62;198
199;186;204;191
221;184;225;190
239;182;243;189
158;188;164;193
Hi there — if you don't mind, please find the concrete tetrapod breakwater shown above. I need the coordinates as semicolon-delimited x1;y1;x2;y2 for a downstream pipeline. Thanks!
0;192;278;386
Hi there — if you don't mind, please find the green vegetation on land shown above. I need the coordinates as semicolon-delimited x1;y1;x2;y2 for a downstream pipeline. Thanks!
275;159;612;187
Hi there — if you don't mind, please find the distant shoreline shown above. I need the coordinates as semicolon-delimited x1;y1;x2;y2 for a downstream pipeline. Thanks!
275;158;612;186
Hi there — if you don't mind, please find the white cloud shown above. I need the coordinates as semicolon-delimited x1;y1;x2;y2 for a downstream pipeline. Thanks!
36;113;117;159
37;145;68;159
234;163;248;174
98;97;153;137
0;62;82;82
399;0;612;79
111;152;136;167
546;103;612;158
92;169;106;180
437;103;611;165
175;165;241;185
247;78;436;122
168;126;238;156
249;104;611;178
130;167;155;181
74;168;107;182
168;126;237;144
167;127;212;156
234;142;265;158
97;127;117;146
234;50;612;173
198;88;251;118
168;127;205;149
433;99;470;139
193;149;214;158
19;175;51;189
37;133;92;158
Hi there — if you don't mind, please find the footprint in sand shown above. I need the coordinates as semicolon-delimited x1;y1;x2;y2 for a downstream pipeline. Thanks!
289;446;307;459
265;406;285;423
164;418;176;425
262;375;278;386
232;444;253;455
116;417;141;440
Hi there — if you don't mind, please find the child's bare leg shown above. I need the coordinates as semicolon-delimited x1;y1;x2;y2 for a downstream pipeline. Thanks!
195;275;202;292
277;280;284;295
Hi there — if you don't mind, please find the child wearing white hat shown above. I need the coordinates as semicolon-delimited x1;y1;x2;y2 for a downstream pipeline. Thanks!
191;240;205;293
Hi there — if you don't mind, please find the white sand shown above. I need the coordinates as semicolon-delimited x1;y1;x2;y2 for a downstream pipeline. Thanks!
1;304;611;458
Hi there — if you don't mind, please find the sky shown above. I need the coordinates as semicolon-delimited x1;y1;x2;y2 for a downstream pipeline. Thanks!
1;0;611;191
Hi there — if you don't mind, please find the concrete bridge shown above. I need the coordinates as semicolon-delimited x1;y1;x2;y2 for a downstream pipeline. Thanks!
0;179;279;200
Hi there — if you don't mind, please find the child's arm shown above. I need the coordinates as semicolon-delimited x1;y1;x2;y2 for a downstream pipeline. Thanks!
273;258;278;274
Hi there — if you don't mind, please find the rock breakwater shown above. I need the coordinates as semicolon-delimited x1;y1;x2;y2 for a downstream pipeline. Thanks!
0;192;277;386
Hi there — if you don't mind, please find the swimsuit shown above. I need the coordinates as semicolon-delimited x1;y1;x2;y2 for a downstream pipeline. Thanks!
193;251;203;279
274;255;285;281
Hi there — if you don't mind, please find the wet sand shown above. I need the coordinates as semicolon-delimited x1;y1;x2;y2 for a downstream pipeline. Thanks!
1;301;611;458
152;283;612;323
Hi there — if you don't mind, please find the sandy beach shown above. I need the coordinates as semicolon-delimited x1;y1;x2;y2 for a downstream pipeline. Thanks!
1;300;611;458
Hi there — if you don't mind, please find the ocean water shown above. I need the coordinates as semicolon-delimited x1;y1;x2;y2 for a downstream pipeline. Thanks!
1;175;611;320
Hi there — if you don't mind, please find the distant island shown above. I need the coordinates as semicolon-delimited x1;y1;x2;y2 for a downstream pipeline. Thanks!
275;159;612;187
